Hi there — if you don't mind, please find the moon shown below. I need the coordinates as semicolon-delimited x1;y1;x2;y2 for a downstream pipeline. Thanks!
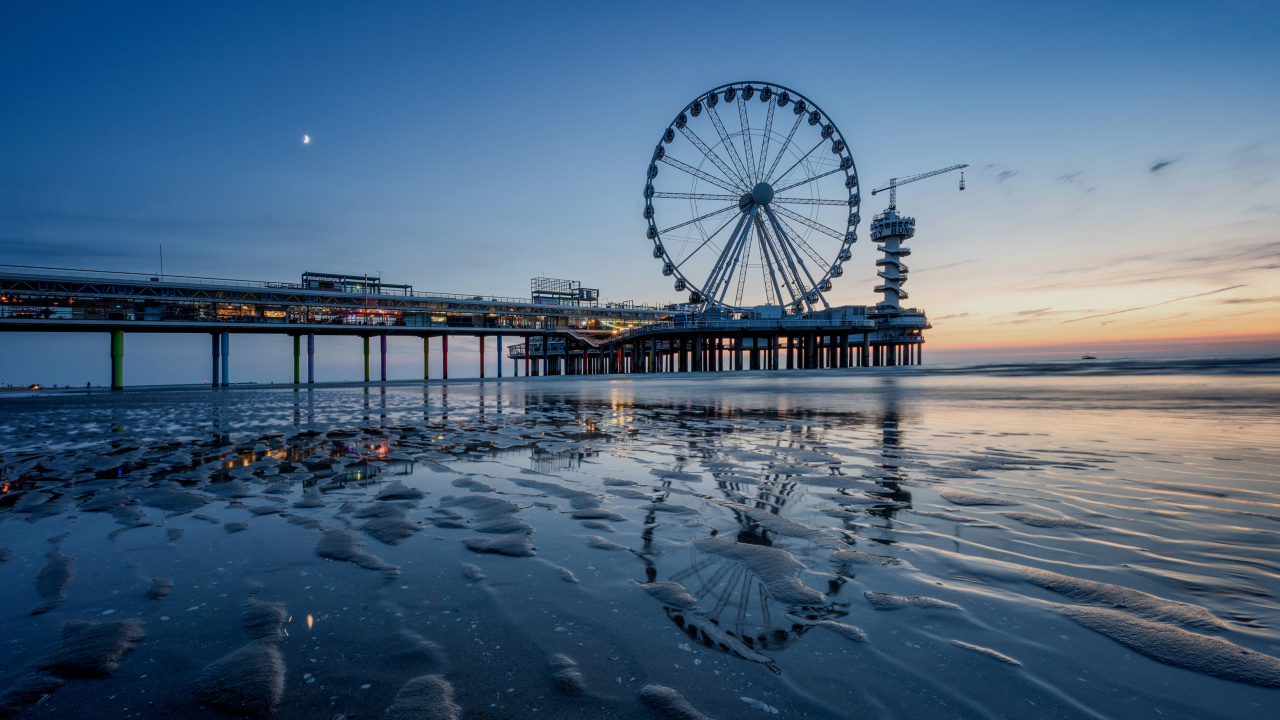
302;134;310;144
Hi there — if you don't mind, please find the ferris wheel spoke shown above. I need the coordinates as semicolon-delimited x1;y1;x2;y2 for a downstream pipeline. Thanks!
652;192;740;202
678;126;749;190
770;138;826;187
754;222;784;306
700;209;752;301
661;203;738;236
707;207;757;306
774;212;832;271
737;96;755;183
756;100;776;181
772;197;846;206
674;208;743;268
706;106;752;187
759;213;806;305
774;167;845;195
659;156;740;194
771;204;845;241
733;231;754;307
765;206;830;310
763;112;805;185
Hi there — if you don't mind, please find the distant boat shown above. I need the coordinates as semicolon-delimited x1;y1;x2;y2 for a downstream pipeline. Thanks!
1081;353;1097;360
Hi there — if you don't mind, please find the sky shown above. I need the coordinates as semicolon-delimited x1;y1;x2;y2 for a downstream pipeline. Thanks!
1;0;1278;385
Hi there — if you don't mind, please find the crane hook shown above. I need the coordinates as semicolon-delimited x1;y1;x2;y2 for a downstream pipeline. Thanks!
959;172;965;191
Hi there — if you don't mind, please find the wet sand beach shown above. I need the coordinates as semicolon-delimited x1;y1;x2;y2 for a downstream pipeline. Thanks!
1;359;1278;719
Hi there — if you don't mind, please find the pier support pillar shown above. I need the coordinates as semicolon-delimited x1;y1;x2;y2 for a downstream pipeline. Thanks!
363;336;370;382
917;343;923;365
110;330;124;390
497;336;503;377
542;335;549;376
479;335;485;378
220;331;230;386
423;336;430;379
525;337;531;377
307;333;315;383
211;332;221;386
380;334;387;381
293;335;301;384
862;335;871;367
695;333;703;372
442;335;449;380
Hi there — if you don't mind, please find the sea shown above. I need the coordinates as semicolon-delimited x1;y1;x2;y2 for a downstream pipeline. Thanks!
1;356;1278;719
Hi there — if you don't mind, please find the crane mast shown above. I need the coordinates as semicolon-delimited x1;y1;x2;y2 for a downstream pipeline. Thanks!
871;164;968;210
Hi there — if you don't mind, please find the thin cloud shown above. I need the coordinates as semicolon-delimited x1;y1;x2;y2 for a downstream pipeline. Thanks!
997;170;1018;182
1058;172;1082;183
1149;159;1179;173
914;259;977;273
935;312;972;320
1060;285;1247;324
1220;295;1280;305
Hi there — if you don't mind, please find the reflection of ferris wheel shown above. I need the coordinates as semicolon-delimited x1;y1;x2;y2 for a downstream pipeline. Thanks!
645;82;860;314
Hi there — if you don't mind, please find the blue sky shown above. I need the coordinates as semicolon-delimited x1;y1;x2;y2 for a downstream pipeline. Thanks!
2;1;1278;384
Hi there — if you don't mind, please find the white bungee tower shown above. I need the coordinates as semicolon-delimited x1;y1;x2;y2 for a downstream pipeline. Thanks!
870;209;914;309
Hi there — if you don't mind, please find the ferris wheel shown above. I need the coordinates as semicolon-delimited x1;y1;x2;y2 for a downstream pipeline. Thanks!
645;82;860;314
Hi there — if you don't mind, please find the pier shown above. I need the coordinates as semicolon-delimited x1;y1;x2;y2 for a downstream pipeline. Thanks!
1;265;926;389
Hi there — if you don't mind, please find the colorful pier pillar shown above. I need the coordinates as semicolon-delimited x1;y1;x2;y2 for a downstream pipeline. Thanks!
110;330;124;390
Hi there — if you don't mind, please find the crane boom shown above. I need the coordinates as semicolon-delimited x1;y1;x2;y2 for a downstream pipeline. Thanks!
871;163;968;210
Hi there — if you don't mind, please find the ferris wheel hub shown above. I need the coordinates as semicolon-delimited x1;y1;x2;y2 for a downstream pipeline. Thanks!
751;182;774;206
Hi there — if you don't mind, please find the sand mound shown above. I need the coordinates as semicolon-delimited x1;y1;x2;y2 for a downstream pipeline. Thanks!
939;488;1018;506
38;619;145;678
385;674;459;720
637;581;700;611
952;640;1021;665
463;534;534;557
1003;512;1101;529
695;538;824;606
1060;605;1280;687
316;528;399;578
376;481;426;501
194;642;284;716
831;549;909;567
550;653;586;694
1026;568;1223;629
640;684;714;720
816;620;867;643
461;563;486;582
31;549;74;615
586;535;628;551
146;578;172;600
0;673;64;715
243;599;287;642
451;477;493;493
864;591;961;612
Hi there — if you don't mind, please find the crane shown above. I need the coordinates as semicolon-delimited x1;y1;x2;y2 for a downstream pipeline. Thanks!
871;164;968;211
